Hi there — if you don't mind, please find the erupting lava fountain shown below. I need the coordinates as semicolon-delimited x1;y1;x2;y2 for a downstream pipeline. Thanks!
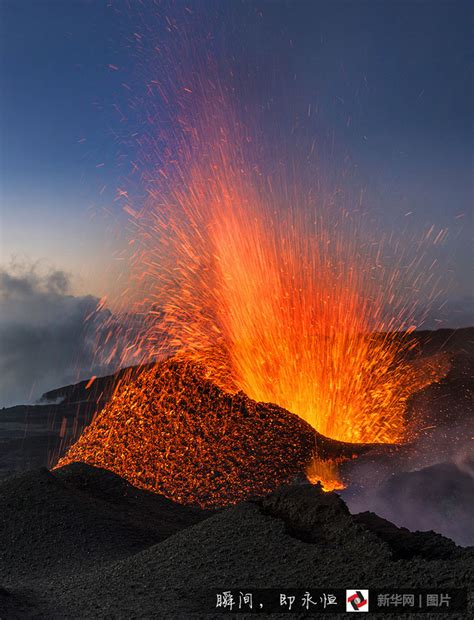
57;6;449;503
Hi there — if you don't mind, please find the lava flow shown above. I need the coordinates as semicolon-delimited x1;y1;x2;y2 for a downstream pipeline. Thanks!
59;7;450;498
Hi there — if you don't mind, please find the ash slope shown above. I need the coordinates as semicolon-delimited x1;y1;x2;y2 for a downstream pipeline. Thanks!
0;463;212;585
1;464;472;618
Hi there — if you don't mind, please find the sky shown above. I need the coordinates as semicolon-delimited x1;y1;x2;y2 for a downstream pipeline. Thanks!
1;0;472;296
0;0;472;404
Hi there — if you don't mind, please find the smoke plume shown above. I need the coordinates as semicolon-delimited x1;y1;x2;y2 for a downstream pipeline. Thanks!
0;263;114;407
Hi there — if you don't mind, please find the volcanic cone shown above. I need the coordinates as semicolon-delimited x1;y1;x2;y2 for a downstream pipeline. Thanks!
56;358;364;507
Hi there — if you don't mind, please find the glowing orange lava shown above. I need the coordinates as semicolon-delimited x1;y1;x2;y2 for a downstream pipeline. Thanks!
56;358;358;507
306;458;347;492
72;8;450;495
120;90;448;448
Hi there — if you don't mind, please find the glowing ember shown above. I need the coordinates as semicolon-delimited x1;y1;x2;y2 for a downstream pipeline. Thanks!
117;78;448;447
70;8;450;496
306;458;347;492
125;186;449;446
56;358;363;507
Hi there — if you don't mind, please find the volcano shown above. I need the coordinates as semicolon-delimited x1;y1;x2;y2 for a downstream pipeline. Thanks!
1;331;472;617
1;464;472;617
56;357;370;507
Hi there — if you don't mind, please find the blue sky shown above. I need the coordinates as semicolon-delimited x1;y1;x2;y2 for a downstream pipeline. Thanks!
0;0;125;295
0;0;472;303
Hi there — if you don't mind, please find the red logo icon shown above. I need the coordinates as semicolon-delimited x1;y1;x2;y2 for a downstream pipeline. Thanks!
346;590;369;612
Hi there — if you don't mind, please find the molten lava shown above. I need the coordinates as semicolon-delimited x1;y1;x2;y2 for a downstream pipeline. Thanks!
306;458;347;492
74;7;450;495
125;183;449;448
56;359;365;507
118;100;449;449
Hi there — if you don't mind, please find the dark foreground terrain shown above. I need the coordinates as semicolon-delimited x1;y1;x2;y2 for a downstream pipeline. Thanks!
1;463;472;618
0;328;473;617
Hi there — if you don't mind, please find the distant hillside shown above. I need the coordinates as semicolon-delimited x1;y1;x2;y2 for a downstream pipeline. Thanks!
38;326;474;405
413;326;474;357
39;363;154;407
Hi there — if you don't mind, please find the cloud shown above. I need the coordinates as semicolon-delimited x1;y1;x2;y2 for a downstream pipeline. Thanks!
342;418;474;546
0;263;115;407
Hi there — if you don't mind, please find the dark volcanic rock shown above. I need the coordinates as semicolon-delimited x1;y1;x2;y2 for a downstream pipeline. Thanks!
1;328;473;616
412;327;474;359
353;511;464;560
0;365;148;479
258;481;381;549
2;475;472;618
0;585;35;618
0;463;211;584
